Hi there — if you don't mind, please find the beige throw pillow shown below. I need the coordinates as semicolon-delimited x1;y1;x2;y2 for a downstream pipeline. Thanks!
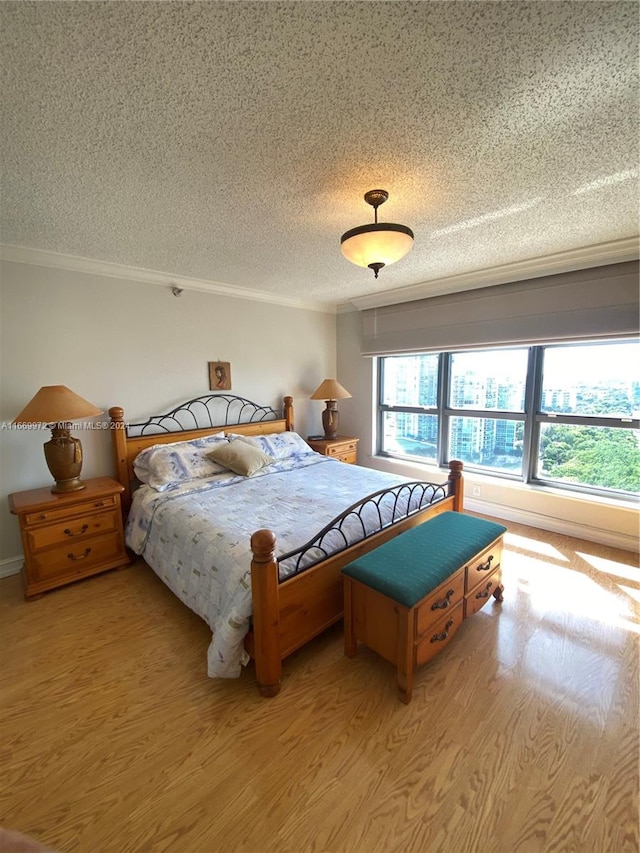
206;440;275;477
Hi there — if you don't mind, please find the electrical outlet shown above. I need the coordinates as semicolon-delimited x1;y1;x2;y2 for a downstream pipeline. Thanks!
472;484;482;497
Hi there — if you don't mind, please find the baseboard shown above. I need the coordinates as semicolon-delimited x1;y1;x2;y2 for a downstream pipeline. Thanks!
0;557;23;579
466;498;638;553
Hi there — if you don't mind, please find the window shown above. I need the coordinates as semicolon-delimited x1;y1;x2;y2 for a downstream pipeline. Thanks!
381;354;438;464
378;340;640;499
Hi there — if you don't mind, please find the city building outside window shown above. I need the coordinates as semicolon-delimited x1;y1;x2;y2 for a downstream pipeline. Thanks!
378;340;640;499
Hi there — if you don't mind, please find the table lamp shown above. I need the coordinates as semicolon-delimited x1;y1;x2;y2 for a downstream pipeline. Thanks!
310;379;352;440
12;385;103;493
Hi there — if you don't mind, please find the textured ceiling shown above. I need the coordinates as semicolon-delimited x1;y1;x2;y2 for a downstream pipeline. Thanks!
1;1;638;309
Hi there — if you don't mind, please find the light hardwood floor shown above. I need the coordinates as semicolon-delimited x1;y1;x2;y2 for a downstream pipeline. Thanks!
1;519;638;853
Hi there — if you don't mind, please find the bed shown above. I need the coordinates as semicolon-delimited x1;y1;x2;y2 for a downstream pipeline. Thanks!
108;394;464;696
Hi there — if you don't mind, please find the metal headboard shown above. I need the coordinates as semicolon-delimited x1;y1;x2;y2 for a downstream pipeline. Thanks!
126;394;280;437
109;394;294;513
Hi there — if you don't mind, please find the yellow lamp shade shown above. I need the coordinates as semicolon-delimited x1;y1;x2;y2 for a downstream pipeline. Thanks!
12;385;103;493
310;379;352;401
13;385;103;424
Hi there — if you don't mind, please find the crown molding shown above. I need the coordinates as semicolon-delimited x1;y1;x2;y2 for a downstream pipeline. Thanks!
347;236;640;311
0;245;336;314
3;238;637;316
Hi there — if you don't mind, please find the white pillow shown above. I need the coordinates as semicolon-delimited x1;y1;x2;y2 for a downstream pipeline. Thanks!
227;431;314;460
134;433;227;491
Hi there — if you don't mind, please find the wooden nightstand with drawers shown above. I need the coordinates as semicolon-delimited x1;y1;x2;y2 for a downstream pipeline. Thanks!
307;435;359;464
8;477;130;599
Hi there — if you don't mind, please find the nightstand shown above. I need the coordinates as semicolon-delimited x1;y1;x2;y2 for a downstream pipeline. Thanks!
8;477;130;599
307;435;359;464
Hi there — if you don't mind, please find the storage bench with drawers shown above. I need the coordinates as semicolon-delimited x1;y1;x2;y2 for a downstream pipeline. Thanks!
342;511;507;703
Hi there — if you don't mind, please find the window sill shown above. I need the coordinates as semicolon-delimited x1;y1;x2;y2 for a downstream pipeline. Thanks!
366;454;638;552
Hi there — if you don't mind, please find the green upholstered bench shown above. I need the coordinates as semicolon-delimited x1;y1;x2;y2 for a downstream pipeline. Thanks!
342;511;507;703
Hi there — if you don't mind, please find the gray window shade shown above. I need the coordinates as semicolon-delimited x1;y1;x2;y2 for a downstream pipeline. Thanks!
361;261;639;356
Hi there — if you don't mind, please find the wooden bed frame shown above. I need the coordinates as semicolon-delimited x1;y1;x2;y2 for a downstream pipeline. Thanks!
108;394;464;697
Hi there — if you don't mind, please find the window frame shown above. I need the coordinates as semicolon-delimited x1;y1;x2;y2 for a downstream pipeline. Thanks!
377;340;640;501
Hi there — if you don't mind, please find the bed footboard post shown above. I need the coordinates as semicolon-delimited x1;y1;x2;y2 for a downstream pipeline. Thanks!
448;459;464;512
250;529;282;697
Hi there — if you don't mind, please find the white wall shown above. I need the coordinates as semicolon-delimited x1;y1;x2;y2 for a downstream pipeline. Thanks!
336;307;639;552
0;260;336;568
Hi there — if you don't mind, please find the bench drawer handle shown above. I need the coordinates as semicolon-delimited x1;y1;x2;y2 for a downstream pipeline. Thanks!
64;524;89;537
475;581;493;600
430;618;454;643
67;548;92;561
476;555;494;572
431;589;455;610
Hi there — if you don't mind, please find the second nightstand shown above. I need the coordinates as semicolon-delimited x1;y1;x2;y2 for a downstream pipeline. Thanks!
307;435;359;464
8;477;130;599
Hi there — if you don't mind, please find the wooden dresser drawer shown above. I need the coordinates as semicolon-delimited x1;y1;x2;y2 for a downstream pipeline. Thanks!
465;567;503;617
24;494;118;526
414;568;465;638
465;538;504;593
415;600;464;667
31;532;125;582
332;449;357;464
26;509;120;552
327;440;357;457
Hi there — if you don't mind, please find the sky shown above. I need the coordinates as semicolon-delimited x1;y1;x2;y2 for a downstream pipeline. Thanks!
454;341;639;387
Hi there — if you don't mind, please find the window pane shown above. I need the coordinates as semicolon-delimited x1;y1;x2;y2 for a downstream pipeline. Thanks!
537;423;640;492
382;411;438;463
541;341;640;417
449;349;527;411
449;416;524;474
382;354;439;408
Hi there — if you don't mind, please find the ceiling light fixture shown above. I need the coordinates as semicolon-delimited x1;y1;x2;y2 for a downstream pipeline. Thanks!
340;189;414;278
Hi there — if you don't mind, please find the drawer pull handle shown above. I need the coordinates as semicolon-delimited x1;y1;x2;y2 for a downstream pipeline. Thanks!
431;589;455;610
94;501;106;508
430;618;454;643
39;514;48;520
475;582;493;600
68;548;92;561
477;555;494;572
64;524;89;537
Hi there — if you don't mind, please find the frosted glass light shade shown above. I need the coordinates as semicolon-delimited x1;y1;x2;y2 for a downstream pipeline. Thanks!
340;223;414;269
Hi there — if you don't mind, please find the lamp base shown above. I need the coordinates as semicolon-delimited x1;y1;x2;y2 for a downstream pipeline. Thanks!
51;476;86;494
322;401;339;440
44;426;86;494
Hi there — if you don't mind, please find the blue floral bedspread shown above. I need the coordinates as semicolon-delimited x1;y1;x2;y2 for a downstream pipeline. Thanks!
126;456;442;678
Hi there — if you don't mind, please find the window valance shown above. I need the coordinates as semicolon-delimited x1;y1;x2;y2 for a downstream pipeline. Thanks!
361;261;639;356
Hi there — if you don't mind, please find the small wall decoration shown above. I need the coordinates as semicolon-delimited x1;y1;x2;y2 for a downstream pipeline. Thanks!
209;361;232;391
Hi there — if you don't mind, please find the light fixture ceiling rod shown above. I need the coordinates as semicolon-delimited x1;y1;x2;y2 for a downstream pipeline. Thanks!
340;188;413;279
